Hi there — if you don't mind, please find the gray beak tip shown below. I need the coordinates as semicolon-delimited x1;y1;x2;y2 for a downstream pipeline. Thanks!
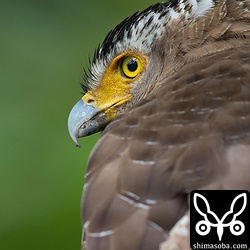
68;99;101;146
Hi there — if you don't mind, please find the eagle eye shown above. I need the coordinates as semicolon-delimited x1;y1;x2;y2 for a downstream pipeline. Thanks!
121;56;142;79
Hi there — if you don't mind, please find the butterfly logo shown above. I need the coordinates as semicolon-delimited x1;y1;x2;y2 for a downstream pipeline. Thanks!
193;193;247;241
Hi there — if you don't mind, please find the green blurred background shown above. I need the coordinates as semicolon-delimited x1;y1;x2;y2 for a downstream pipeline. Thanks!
1;0;159;249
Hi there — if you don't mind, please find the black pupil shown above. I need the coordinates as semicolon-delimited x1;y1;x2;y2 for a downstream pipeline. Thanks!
127;59;138;72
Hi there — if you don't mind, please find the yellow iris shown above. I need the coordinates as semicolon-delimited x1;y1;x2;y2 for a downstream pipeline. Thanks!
121;56;142;78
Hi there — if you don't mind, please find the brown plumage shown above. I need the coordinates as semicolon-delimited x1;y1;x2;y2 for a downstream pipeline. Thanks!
68;0;250;249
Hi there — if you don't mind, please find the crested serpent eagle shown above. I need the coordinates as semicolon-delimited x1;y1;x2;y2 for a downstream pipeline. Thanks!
68;0;250;249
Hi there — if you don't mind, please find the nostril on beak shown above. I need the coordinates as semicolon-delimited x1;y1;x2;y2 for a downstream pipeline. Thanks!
87;98;95;105
83;95;95;106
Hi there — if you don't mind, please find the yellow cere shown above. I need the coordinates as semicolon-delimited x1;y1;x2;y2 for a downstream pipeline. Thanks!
83;51;147;120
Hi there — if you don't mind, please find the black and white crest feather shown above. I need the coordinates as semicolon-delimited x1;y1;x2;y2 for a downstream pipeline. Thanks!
81;0;215;93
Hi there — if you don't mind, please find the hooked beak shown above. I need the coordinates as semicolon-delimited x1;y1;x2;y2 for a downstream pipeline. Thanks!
68;99;106;146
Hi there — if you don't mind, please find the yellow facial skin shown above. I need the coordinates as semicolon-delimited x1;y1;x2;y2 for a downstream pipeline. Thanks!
82;51;147;121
